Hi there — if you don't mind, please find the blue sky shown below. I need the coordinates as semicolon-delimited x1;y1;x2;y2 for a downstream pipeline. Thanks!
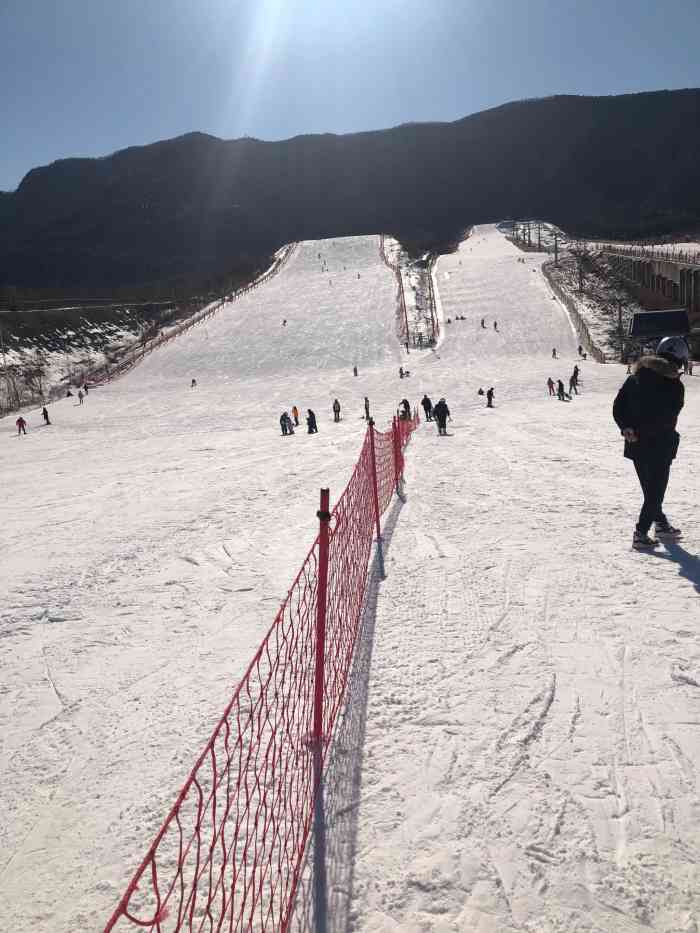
1;0;698;191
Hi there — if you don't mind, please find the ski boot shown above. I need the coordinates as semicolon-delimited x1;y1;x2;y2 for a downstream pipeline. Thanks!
633;529;659;551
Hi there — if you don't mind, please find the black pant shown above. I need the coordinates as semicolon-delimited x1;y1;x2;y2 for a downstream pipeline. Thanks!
633;458;672;533
436;419;447;435
423;409;432;421
334;412;340;422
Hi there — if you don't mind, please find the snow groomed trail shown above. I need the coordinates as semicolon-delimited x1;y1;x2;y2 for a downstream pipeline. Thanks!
349;228;700;932
0;236;409;932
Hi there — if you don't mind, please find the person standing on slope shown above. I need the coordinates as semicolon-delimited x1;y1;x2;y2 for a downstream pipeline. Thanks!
569;373;578;396
557;379;568;401
78;390;84;405
433;398;450;436
421;394;433;421
307;409;318;434
332;399;341;422
486;387;495;408
613;336;686;550
547;377;556;396
42;406;51;425
552;348;557;359
292;405;300;426
280;412;291;436
16;416;27;436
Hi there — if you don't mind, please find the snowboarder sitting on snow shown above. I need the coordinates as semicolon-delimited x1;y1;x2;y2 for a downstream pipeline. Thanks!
421;394;433;421
613;336;686;551
16;416;27;435
307;409;318;434
333;398;341;422
433;398;450;436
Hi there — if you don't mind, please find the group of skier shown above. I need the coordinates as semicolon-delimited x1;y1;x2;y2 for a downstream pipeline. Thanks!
280;400;344;435
547;364;580;401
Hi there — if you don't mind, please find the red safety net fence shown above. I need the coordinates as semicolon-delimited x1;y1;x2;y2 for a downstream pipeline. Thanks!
89;243;298;386
104;412;419;933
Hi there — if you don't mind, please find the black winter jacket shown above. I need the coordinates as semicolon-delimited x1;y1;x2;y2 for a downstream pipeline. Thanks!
612;356;684;462
433;400;450;423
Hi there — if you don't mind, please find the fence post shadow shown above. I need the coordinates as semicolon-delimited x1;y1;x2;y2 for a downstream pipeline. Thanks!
292;491;406;932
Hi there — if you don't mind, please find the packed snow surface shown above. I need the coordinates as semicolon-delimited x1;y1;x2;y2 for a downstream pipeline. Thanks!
2;227;699;932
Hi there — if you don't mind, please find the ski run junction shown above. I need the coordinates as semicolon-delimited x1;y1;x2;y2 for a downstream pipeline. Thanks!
2;226;700;933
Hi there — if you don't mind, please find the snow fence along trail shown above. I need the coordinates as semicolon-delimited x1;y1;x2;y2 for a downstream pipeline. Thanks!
350;226;700;932
0;236;409;933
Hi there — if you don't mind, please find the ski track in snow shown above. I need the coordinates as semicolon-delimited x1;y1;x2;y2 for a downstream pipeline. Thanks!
1;228;699;932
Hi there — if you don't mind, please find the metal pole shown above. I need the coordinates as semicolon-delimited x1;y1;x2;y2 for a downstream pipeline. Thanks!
312;488;331;933
618;300;624;363
367;420;385;579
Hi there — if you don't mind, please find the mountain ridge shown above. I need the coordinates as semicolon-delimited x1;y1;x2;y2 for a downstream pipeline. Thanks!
2;89;699;291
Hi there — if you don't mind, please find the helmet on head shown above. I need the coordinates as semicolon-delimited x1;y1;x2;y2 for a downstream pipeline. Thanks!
657;336;689;365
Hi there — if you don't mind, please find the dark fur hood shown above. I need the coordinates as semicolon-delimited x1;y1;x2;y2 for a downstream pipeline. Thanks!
634;355;681;379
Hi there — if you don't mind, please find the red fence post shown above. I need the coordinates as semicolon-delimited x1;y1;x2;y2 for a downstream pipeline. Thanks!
314;488;331;745
312;488;330;933
392;417;402;495
367;420;385;578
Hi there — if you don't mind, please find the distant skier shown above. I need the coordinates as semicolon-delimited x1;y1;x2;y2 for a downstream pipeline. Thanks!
552;348;557;359
486;387;495;408
572;364;580;386
557;379;569;401
282;319;287;326
569;375;578;395
493;321;498;332
16;416;27;436
547;377;556;396
292;405;300;426
433;398;450;436
613;336;687;550
83;383;89;395
78;390;84;405
399;366;404;379
280;412;293;436
191;378;197;388
353;366;358;377
364;396;370;421
333;398;341;422
42;407;51;425
421;394;433;421
577;344;583;357
481;318;486;329
307;409;318;434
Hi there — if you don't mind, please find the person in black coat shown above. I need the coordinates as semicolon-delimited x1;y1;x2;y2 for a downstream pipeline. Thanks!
433;398;450;436
613;338;686;549
307;409;318;434
421;394;433;421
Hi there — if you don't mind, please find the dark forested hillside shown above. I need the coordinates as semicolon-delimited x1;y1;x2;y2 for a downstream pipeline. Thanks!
2;89;699;290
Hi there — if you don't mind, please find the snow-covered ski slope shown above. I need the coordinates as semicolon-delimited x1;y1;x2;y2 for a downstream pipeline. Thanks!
2;227;700;932
0;236;409;932
350;227;700;932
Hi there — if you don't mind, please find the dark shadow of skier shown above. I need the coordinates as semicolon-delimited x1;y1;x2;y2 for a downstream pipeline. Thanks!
649;542;700;596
